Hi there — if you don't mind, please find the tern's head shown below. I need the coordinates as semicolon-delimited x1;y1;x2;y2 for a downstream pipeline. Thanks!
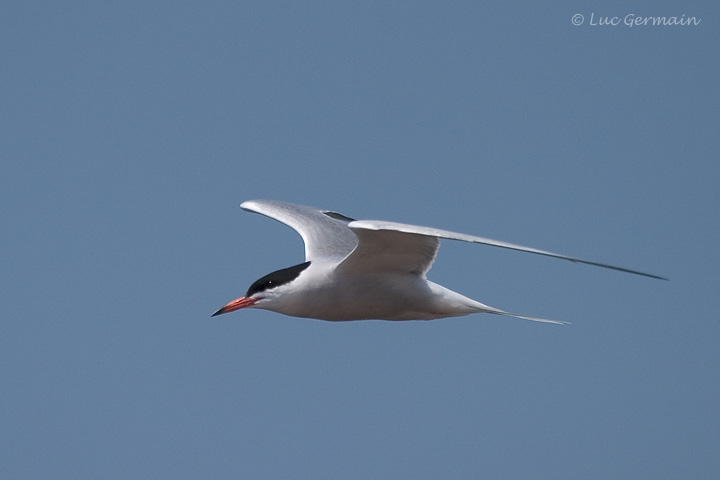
211;261;311;316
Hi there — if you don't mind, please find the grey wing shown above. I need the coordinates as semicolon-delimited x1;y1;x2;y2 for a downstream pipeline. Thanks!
348;220;666;280
338;225;440;277
241;200;358;262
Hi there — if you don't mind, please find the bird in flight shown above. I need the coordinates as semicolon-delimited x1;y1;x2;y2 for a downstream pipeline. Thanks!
212;200;664;324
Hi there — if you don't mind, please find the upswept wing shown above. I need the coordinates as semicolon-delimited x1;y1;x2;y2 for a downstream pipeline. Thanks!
338;227;440;277
240;200;358;262
347;220;666;280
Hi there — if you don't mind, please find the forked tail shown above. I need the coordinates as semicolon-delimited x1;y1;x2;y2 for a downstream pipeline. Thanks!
478;304;569;325
488;309;569;325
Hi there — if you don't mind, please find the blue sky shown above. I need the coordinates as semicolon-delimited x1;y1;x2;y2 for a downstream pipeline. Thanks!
2;1;718;479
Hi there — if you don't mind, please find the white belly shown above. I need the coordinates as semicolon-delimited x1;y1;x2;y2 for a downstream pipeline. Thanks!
258;271;489;321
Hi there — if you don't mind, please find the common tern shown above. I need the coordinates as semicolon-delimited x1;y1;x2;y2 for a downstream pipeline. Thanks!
212;200;664;324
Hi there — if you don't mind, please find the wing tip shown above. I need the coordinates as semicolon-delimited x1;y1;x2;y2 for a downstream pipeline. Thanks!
240;199;265;211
